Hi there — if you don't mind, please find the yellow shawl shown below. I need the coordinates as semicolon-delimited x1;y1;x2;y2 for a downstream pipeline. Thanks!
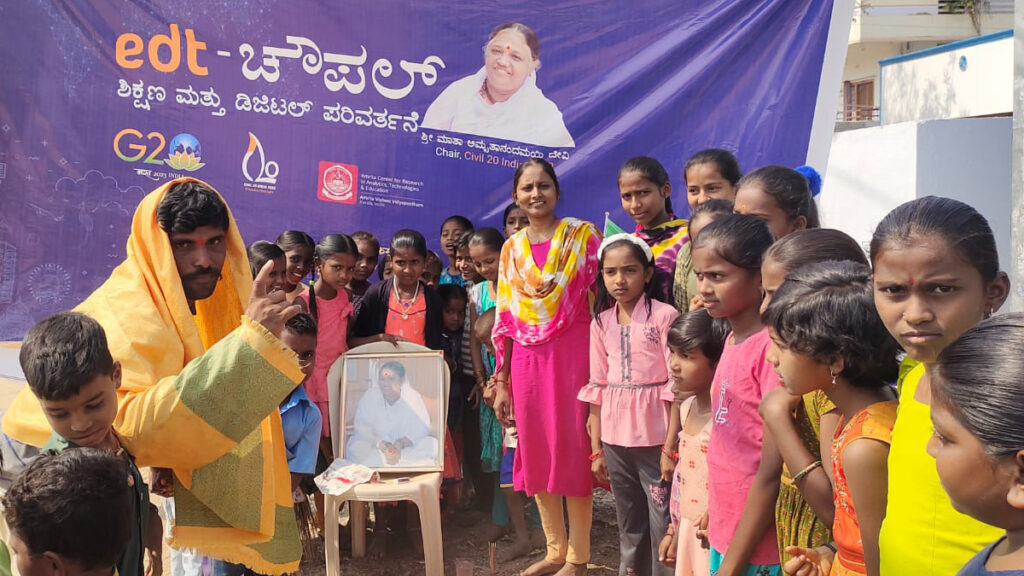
2;177;303;573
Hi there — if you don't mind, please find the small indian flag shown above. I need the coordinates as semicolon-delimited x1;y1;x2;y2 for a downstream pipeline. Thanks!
603;212;627;238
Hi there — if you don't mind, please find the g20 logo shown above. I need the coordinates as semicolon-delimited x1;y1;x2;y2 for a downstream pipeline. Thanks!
113;129;205;171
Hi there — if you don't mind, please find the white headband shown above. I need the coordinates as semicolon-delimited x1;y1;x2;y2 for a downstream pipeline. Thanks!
598;233;654;263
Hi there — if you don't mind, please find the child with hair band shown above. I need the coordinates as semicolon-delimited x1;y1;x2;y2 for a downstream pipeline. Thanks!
276;230;316;304
617;156;689;305
749;229;871;567
870;197;1010;576
580;234;680;576
733;166;819;240
18;312;161;576
765;262;900;576
504;202;530;237
929;314;1024;575
673;200;734;314
350;229;459;557
690;213;781;576
658;309;728;576
299;234;358;450
348;231;381;301
440;215;474;286
423;250;443;289
3;448;134;576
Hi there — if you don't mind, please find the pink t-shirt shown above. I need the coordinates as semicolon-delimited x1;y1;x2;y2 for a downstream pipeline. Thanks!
578;296;679;447
707;328;783;564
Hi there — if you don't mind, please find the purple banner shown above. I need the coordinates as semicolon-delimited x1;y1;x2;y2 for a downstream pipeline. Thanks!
0;1;836;338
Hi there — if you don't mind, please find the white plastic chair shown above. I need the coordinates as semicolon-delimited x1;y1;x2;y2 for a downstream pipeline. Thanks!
323;342;448;576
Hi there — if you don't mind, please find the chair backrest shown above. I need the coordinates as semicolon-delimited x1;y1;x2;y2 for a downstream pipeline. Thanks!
326;341;450;461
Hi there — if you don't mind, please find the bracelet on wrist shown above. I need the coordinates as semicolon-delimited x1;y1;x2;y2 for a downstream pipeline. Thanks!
791;460;822;484
822;542;837;554
589;449;604;462
661;447;679;461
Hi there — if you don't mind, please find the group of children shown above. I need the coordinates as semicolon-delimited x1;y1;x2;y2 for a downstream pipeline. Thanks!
6;146;1024;576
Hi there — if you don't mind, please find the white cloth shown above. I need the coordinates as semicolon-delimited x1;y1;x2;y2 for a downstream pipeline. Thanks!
314;459;379;496
346;376;438;467
422;66;574;148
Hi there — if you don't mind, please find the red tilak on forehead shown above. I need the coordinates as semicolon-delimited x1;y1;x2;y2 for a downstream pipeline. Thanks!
909;277;915;285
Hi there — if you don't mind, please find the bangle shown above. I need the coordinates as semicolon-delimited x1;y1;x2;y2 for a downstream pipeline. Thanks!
661;447;679;461
791;460;822;484
589;449;604;462
822;542;837;554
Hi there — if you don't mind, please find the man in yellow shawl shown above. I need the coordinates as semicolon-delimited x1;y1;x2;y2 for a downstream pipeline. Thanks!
2;178;306;574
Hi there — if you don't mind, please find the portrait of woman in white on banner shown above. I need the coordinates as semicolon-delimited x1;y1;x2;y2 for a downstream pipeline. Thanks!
422;21;574;148
342;353;446;472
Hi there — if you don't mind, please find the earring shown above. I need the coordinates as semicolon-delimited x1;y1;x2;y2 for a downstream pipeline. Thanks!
985;306;993;319
829;369;838;387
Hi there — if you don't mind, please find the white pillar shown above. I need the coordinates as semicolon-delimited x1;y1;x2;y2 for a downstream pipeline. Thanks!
1012;4;1024;312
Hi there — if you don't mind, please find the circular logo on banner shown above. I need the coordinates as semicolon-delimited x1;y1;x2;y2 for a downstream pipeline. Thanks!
322;165;354;201
26;263;72;306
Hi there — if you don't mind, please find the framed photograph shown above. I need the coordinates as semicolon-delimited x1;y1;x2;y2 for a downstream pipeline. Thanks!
339;350;446;473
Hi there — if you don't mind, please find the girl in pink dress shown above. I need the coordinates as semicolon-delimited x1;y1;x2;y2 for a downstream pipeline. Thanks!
298;234;358;445
493;158;600;576
659;309;728;576
690;214;782;576
579;234;679;576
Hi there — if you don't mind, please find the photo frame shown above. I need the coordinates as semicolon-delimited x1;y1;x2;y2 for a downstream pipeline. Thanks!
339;350;446;473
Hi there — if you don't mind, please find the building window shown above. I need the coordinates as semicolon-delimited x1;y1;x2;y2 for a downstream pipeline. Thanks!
843;79;875;121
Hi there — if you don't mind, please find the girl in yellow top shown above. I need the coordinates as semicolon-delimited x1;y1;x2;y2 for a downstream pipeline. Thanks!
869;196;1010;576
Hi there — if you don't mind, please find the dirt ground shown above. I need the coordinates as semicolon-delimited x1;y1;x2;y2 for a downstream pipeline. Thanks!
0;361;622;576
295;489;621;576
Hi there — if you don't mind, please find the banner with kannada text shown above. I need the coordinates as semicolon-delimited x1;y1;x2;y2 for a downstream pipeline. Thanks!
0;0;839;338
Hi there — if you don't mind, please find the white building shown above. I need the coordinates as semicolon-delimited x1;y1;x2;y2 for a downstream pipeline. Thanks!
838;0;1012;121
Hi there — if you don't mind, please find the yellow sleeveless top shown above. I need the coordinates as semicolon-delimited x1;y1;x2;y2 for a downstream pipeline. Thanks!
878;363;1001;576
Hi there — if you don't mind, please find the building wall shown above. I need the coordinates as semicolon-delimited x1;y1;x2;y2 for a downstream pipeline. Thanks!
880;34;1012;124
820;117;1011;272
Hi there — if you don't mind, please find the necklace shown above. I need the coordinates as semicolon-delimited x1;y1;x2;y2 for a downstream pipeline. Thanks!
393;278;420;320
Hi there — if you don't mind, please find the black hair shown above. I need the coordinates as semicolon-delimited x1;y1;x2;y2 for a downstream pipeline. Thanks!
667;308;728;364
933;313;1024;459
2;448;132;570
379;360;406;380
688;199;735;239
441;216;474;235
308;233;358;321
684;148;742;185
619;156;674;216
156;181;229;234
390;229;429;259
456;230;474;251
284;312;318;337
468;227;505;254
20;312;114;402
438;283;468;308
513;158;560;199
766;229;867;273
488;22;540;59
276;230;315;253
475;307;496;339
765;260;899;388
425;250;442;266
247;240;286;279
503;203;526;227
377;252;391;281
595;238;655;327
693;213;774;272
738;165;820;229
869;196;1000;283
351;231;381;254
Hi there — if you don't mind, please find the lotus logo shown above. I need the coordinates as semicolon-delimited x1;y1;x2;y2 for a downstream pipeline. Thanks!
164;133;205;171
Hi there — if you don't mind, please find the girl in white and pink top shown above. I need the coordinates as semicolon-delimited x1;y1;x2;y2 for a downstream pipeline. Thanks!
579;234;679;576
690;214;782;576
